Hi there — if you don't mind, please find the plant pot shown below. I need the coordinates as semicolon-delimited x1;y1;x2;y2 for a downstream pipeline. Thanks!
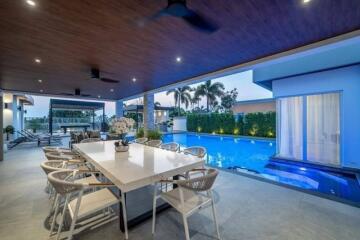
115;145;129;152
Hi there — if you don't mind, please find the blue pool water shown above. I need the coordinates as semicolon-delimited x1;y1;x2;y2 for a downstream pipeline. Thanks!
162;133;360;206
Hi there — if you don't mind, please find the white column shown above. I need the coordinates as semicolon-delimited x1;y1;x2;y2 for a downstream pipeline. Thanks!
143;93;154;135
115;100;124;118
0;92;3;161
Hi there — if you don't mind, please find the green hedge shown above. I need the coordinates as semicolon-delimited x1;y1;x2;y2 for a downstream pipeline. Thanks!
186;112;275;138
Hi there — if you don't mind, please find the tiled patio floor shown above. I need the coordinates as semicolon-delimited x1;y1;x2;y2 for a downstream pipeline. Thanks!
1;141;360;240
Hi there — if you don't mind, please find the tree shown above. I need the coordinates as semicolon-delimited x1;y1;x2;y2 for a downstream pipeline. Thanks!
196;80;225;112
191;86;202;109
166;86;192;115
221;88;238;111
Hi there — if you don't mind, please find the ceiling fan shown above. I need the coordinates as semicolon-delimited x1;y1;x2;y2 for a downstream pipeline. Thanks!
91;68;120;83
138;0;219;33
60;88;91;97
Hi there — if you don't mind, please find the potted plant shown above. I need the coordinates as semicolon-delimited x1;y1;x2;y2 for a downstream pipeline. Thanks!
108;117;135;140
3;125;14;141
166;119;173;132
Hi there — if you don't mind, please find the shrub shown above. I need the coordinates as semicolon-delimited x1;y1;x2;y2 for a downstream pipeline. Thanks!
136;127;144;138
186;112;275;138
147;129;162;140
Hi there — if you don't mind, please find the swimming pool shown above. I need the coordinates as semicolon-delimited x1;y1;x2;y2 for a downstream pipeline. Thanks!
162;132;360;207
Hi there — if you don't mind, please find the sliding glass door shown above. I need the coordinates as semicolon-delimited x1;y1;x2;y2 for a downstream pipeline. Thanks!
277;92;341;166
306;93;340;165
277;96;303;160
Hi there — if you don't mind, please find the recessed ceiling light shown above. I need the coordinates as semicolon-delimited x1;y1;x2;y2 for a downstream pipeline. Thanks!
132;77;137;82
97;95;101;98
39;89;43;93
303;0;311;4
38;79;42;83
26;0;36;7
176;57;182;63
110;89;114;92
34;58;41;63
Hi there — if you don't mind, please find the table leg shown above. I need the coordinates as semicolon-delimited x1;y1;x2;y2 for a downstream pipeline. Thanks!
118;188;171;233
119;189;127;232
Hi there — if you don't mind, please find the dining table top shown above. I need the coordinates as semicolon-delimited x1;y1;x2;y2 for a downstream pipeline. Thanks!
73;140;204;192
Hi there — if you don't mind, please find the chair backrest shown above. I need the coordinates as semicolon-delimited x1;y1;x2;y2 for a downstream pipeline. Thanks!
42;146;71;154
183;146;206;158
160;142;180;152
87;130;101;138
40;160;65;175
48;170;84;195
80;138;102;143
45;152;72;161
146;140;162;147
177;168;218;192
134;137;148;144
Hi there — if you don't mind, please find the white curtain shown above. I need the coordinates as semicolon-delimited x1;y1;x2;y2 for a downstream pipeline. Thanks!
306;93;340;165
278;96;303;160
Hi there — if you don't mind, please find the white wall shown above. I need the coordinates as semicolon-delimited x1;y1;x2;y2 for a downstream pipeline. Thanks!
2;93;26;140
272;64;360;169
173;116;187;131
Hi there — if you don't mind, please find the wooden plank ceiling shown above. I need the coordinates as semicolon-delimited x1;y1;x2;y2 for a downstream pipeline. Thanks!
0;0;360;100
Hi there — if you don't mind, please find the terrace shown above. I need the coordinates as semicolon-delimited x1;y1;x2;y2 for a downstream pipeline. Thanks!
1;1;360;240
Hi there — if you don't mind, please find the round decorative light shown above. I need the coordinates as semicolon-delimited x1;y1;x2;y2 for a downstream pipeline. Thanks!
110;89;114;92
39;89;43;93
26;0;36;7
176;57;182;63
38;79;42;83
34;58;41;63
132;77;137;82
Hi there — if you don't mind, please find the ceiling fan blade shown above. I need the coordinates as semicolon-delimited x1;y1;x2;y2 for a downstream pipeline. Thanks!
182;10;219;33
100;78;119;83
136;9;168;27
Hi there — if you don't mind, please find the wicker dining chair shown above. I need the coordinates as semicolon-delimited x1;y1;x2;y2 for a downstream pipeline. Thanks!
183;146;207;158
160;142;180;152
133;137;148;144
152;168;220;240
146;140;162;148
45;152;73;161
48;170;122;240
40;160;98;200
42;146;73;154
80;138;102;143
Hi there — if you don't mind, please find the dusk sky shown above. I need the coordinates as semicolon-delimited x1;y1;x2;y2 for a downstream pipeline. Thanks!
25;70;272;118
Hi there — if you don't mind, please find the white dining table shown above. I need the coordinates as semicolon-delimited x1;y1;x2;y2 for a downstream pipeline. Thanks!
73;140;204;231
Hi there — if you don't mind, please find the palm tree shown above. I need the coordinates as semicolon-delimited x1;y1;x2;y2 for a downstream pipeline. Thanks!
196;80;225;112
191;86;202;109
166;86;192;115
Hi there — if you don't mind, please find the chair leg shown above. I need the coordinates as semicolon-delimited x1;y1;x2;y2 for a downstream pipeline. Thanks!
49;194;60;237
57;194;70;240
121;193;128;239
67;191;83;240
182;214;190;240
210;192;221;240
152;184;157;234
